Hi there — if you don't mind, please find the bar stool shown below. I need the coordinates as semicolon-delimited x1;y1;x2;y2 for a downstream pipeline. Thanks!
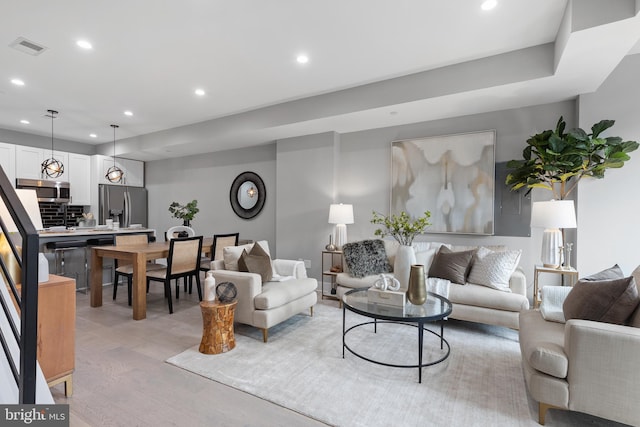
45;240;88;288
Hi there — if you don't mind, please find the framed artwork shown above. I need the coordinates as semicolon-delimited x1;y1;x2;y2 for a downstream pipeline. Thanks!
391;130;496;235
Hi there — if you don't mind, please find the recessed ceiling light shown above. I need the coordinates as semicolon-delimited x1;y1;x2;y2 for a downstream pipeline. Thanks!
76;40;93;49
124;110;133;116
481;0;497;11
20;119;30;124
194;88;205;96
296;54;309;64
11;78;25;86
89;133;97;138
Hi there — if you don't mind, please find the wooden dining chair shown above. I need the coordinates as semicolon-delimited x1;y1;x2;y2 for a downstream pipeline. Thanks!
112;234;164;306
146;235;203;314
200;232;240;273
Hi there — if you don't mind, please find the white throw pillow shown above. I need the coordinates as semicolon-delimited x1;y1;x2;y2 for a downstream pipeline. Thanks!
540;286;573;323
467;246;521;292
415;248;436;271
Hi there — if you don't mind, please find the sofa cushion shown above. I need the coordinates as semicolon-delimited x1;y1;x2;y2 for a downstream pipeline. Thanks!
629;265;640;327
342;240;392;278
563;276;640;325
519;309;568;379
254;278;318;310
239;243;273;283
467;247;521;292
448;282;529;312
428;246;476;284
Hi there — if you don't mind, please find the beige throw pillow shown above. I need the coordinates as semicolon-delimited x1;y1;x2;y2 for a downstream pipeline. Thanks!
239;242;273;283
467;247;521;292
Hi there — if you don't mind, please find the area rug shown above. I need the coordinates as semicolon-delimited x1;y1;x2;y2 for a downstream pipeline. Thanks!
166;302;550;426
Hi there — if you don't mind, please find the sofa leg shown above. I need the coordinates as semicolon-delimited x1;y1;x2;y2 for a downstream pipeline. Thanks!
539;402;556;425
310;306;314;317
262;328;268;343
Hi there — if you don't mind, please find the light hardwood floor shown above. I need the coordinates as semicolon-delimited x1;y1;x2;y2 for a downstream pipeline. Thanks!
52;284;328;427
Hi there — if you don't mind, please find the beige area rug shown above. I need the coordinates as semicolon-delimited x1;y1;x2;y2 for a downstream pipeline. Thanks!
167;303;624;427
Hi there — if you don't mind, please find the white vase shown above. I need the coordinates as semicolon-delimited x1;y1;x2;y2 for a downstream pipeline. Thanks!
394;245;416;291
205;271;216;302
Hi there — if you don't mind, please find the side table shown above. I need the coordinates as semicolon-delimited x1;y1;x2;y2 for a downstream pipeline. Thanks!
199;300;237;354
533;266;579;308
321;250;343;300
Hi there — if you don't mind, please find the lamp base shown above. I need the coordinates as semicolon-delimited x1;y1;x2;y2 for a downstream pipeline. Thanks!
541;228;563;269
334;224;347;250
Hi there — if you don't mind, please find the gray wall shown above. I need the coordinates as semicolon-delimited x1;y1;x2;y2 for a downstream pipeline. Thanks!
145;144;277;248
577;53;640;275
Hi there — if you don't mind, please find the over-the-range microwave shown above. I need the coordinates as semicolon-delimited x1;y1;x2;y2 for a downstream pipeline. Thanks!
16;178;71;203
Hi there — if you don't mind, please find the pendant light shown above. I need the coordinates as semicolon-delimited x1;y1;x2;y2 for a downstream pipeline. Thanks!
105;124;124;183
41;109;64;178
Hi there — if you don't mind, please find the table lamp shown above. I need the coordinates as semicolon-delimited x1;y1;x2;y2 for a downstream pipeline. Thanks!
328;204;354;250
531;200;576;268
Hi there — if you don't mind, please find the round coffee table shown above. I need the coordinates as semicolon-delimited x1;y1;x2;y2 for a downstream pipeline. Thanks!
342;288;452;383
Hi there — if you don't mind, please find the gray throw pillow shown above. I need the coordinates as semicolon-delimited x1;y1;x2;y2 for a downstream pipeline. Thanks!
563;276;640;325
342;240;392;278
428;246;476;285
581;264;624;281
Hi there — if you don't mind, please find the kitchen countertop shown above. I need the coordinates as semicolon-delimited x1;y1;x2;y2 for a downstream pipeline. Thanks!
38;228;156;238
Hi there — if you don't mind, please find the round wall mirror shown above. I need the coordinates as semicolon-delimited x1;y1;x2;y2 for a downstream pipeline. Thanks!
230;171;266;219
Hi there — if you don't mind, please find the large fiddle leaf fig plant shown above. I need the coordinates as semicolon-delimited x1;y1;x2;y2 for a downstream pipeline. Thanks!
506;116;638;199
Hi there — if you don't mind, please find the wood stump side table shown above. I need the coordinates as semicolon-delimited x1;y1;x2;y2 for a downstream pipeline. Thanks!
199;300;237;354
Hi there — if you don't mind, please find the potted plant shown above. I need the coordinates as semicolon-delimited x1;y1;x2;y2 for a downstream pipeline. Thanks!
168;200;199;227
371;210;432;245
506;116;638;199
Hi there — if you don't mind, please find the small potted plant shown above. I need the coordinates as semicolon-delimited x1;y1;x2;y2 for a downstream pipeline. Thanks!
371;210;431;246
169;200;199;227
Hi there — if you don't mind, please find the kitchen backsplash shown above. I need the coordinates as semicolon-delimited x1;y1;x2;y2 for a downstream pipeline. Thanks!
39;203;85;228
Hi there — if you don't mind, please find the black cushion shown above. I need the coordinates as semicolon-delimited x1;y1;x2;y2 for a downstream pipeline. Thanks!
342;240;392;278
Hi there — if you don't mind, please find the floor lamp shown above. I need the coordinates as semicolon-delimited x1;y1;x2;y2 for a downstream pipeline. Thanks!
531;200;576;268
328;204;354;250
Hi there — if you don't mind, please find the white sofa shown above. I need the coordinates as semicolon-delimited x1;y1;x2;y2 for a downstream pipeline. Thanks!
519;280;640;425
335;240;529;329
210;241;317;342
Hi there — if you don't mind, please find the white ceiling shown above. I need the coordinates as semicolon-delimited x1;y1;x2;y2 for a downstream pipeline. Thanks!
1;0;640;160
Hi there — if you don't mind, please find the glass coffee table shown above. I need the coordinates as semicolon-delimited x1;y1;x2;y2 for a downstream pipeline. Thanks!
342;288;452;383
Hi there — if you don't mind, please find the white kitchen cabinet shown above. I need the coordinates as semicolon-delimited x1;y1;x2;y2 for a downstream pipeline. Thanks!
93;154;144;187
68;153;91;205
15;145;44;180
15;145;69;181
0;142;16;187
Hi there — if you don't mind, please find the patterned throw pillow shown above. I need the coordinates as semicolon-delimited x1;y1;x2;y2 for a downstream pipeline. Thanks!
342;240;392;279
467;247;522;292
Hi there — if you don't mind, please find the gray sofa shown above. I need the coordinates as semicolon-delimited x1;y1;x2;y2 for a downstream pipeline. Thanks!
519;276;640;425
335;240;529;329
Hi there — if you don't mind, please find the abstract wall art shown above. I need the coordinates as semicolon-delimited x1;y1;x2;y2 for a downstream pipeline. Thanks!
391;130;495;235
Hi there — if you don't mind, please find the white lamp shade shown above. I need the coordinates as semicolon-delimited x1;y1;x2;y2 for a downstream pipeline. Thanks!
328;204;354;225
531;200;576;229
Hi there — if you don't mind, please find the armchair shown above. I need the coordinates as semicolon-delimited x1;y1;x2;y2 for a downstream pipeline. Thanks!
210;241;317;342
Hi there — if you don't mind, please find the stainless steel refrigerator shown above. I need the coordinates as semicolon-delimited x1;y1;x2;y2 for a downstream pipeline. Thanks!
98;184;148;228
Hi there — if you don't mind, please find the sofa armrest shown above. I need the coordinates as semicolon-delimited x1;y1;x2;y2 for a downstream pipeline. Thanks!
509;267;526;297
210;270;262;325
272;259;307;279
564;319;640;422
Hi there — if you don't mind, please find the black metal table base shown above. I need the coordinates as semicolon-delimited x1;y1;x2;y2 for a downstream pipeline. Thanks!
342;311;450;383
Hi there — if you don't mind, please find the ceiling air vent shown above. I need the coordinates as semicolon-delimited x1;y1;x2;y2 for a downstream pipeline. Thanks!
9;37;48;56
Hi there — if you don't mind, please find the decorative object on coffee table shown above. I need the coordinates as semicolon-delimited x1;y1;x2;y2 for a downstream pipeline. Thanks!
216;281;238;303
407;264;427;305
199;300;237;354
371;210;431;289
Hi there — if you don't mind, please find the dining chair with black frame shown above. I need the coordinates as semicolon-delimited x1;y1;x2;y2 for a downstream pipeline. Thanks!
146;235;203;314
200;232;240;273
112;233;164;306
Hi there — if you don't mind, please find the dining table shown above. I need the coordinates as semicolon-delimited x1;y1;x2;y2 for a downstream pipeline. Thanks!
90;237;213;320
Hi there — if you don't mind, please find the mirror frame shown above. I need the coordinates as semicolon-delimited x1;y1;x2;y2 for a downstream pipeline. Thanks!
229;171;266;219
